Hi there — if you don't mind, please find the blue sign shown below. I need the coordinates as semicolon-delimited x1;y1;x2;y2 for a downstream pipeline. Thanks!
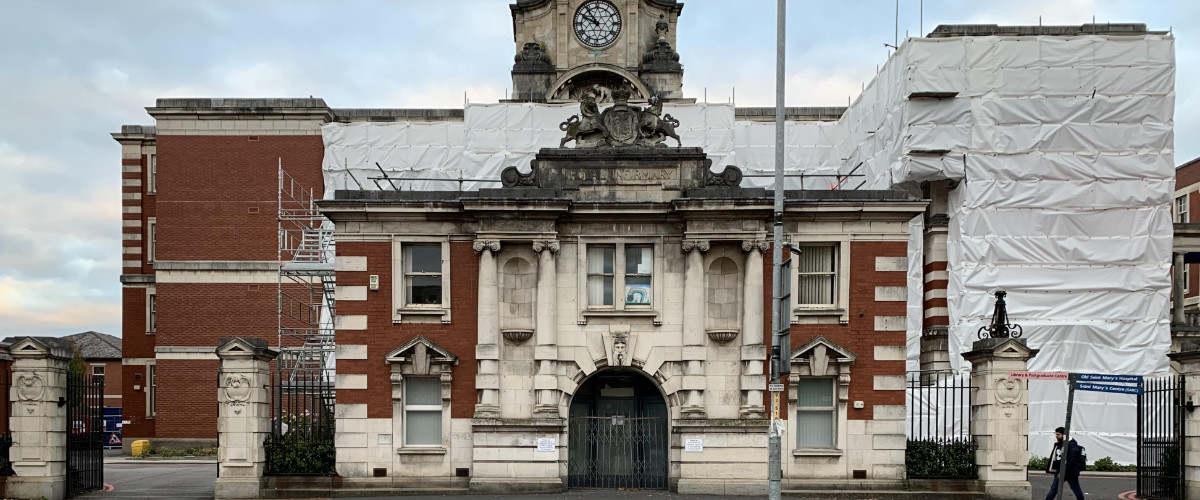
1076;382;1143;395
1076;373;1143;384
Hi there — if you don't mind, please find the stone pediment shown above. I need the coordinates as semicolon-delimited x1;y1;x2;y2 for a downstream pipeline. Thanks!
386;336;459;368
216;337;278;360
4;336;73;360
790;336;857;377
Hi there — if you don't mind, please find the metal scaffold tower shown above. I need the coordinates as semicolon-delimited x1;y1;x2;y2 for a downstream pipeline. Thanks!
278;160;336;383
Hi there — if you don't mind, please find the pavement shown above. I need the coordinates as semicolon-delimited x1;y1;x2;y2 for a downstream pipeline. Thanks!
1029;472;1136;499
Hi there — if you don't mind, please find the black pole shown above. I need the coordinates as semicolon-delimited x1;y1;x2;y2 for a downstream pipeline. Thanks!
1056;373;1077;500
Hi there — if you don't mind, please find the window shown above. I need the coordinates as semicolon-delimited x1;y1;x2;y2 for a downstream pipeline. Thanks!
586;243;655;307
404;378;442;446
147;364;157;418
147;291;156;334
147;218;157;263
795;378;836;448
624;246;652;306
796;245;836;307
587;245;615;305
403;244;442;306
148;153;157;194
91;365;105;387
1177;195;1190;223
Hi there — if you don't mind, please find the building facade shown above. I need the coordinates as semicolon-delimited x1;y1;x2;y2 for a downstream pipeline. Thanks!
116;0;1173;480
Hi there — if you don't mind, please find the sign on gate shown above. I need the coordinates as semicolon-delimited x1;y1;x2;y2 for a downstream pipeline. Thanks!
1077;373;1144;384
1008;371;1069;380
1076;382;1143;395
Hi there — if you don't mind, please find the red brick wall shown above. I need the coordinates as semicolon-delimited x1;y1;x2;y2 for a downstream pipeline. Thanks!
121;365;154;439
156;283;277;347
335;241;479;419
767;241;909;420
1178;160;1200;299
122;287;155;358
101;360;123;408
155;136;323;261
155;359;218;438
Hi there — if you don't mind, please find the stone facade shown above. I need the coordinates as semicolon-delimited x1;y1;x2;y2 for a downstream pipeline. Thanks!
319;146;927;493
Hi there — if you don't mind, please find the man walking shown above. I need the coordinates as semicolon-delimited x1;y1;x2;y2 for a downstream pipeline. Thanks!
1045;426;1085;499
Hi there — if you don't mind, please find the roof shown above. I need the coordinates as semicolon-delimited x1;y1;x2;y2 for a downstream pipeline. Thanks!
927;23;1166;38
62;331;122;360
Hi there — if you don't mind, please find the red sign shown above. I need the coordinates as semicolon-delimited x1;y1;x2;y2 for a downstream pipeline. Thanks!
1008;371;1069;380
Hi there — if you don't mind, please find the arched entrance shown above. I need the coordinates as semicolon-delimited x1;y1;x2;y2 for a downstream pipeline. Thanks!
567;370;668;489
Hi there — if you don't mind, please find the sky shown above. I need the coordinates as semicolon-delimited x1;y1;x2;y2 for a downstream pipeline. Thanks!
0;0;1195;338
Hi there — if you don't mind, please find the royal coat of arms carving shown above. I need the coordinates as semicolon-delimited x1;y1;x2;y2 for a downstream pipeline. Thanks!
560;89;681;148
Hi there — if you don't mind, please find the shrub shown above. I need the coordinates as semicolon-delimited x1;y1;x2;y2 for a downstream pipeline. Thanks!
906;439;977;479
1028;455;1050;472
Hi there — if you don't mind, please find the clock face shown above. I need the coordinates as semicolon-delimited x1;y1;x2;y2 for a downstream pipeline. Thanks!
574;1;622;49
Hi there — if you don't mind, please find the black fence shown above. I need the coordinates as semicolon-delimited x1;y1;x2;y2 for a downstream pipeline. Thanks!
568;415;668;489
0;367;11;476
66;372;105;497
905;370;977;479
1137;375;1185;500
263;366;336;476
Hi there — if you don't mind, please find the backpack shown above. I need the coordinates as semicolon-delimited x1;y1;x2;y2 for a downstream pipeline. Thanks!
1078;445;1088;469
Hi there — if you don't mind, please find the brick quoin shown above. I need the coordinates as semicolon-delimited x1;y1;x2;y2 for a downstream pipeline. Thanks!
336;241;479;419
765;241;909;420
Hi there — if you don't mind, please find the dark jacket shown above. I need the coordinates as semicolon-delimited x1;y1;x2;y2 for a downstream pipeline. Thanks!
1048;439;1084;478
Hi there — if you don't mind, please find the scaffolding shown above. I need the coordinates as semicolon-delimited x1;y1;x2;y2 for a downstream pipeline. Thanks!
278;160;335;383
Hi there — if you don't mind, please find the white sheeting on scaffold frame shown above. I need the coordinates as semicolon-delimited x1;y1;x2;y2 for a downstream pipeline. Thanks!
320;32;1175;465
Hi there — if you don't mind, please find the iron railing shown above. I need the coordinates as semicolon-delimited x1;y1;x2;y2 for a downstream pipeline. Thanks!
905;370;977;479
0;366;11;476
66;372;104;497
1138;375;1185;500
263;359;336;476
568;415;668;489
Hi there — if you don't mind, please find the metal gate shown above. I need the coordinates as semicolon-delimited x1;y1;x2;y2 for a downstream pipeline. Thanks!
66;372;104;497
905;370;976;479
1138;375;1185;500
568;415;667;489
263;363;336;476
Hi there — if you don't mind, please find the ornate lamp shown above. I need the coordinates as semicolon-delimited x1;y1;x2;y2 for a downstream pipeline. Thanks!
977;290;1023;340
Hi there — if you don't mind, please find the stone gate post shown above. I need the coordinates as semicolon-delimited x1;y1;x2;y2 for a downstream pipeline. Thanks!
214;337;277;500
963;337;1038;500
4;336;72;500
1169;342;1200;499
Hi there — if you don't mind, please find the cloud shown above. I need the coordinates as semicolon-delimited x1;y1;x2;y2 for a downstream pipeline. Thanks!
0;277;121;336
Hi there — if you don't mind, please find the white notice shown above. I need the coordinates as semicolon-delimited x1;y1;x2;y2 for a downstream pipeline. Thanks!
537;437;556;452
684;438;703;452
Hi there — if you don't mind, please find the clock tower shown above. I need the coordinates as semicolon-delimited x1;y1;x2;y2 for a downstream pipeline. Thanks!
509;0;684;102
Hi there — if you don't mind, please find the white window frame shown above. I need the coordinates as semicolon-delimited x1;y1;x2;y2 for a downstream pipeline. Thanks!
147;217;157;264
793;377;838;449
147;364;157;419
787;337;855;457
148;153;157;194
402;377;444;447
1177;194;1190;223
91;364;105;387
146;287;156;334
788;237;850;323
576;238;664;324
386;338;456;455
392;238;452;324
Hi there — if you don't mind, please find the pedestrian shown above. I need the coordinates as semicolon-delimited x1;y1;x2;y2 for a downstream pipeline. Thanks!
1044;426;1085;499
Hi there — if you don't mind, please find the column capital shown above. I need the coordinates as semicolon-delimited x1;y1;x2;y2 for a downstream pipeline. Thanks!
532;239;560;253
473;240;501;253
741;239;770;253
681;239;709;253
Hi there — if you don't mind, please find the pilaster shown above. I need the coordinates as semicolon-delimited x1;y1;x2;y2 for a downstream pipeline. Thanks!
533;239;560;417
213;337;278;500
740;239;768;418
963;337;1038;500
681;239;709;418
475;240;502;418
4;336;72;500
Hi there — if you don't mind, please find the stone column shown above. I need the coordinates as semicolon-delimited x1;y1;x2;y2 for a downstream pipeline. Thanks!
681;239;709;418
922;181;952;368
533;239;560;417
963;337;1039;500
213;337;277;500
474;240;502;418
740;240;768;418
1175;252;1187;325
1170;342;1200;499
5;337;72;500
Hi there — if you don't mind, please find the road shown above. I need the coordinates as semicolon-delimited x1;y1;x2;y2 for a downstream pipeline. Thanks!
75;462;1139;500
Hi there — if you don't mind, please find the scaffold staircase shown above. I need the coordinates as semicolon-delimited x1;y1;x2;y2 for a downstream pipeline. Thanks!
278;162;336;385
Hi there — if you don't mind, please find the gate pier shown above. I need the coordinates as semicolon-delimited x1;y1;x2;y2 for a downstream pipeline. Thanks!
4;337;73;500
214;337;277;500
1168;343;1200;499
963;337;1038;500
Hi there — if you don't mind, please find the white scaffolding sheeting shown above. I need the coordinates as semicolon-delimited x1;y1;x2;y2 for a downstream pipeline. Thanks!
318;33;1175;464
